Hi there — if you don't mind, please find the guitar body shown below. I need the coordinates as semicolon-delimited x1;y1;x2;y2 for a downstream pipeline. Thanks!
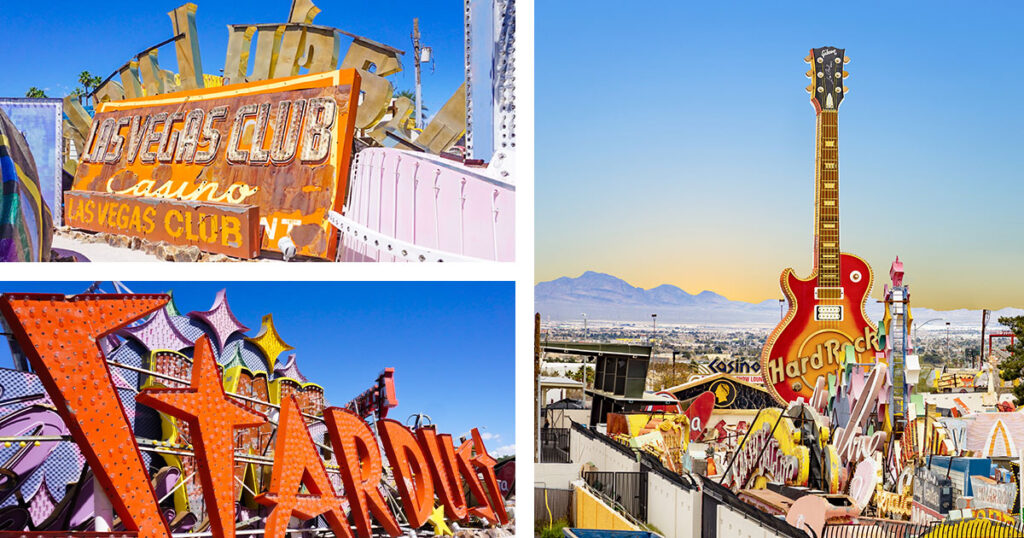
761;252;878;403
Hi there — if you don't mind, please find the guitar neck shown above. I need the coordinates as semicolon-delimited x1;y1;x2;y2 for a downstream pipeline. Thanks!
815;110;840;287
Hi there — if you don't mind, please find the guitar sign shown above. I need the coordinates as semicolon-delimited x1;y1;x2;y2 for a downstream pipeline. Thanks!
760;47;881;404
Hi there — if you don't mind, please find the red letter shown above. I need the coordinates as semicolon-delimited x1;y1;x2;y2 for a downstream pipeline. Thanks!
323;408;401;538
0;293;172;537
378;419;434;528
455;428;509;525
416;426;468;521
255;396;351;538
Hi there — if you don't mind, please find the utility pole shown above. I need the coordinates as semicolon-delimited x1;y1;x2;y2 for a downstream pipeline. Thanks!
412;18;424;129
672;350;678;386
651;314;657;346
946;322;951;366
534;313;541;462
981;309;990;370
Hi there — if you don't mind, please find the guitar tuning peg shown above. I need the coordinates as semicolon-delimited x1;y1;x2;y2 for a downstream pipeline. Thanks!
806;69;814;78
804;52;813;63
843;86;850;94
806;83;814;93
844;56;851;64
843;71;850;78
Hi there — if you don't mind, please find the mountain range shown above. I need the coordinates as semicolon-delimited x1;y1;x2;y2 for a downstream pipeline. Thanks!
535;271;1023;328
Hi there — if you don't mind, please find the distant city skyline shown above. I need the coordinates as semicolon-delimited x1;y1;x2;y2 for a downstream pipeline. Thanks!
537;2;1024;310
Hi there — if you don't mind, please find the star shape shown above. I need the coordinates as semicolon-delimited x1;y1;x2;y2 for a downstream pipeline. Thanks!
164;290;182;317
428;505;452;536
137;336;267;538
273;354;308;383
116;303;193;352
188;289;249;352
246;314;293;371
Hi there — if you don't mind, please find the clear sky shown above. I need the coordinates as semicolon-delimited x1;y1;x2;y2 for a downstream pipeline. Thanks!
536;2;1024;310
0;281;514;456
0;0;464;113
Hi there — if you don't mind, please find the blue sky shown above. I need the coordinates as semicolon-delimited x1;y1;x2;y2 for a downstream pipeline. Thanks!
0;281;515;455
537;2;1024;310
0;0;464;113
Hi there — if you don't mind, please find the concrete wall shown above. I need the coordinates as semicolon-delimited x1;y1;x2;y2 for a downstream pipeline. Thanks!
546;409;590;429
556;425;801;538
717;503;792;538
646;472;701;538
572;482;638;531
570;427;640;472
535;462;581;491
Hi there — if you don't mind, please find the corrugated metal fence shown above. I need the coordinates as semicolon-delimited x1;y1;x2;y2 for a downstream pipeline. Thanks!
535;487;573;527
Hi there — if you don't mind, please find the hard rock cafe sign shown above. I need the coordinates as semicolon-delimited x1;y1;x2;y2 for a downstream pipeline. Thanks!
762;324;883;403
68;70;360;259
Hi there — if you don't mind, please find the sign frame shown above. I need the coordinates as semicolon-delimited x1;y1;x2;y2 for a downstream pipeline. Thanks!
0;98;63;224
70;69;361;259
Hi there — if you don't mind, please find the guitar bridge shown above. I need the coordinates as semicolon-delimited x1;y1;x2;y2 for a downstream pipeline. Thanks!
815;305;844;321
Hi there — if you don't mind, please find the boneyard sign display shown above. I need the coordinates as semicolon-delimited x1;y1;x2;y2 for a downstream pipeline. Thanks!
0;291;510;537
68;70;360;259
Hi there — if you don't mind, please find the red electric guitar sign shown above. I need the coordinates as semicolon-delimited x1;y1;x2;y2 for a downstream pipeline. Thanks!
760;47;882;404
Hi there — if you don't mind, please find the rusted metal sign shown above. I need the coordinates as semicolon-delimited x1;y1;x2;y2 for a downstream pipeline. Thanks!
65;191;259;258
69;69;360;259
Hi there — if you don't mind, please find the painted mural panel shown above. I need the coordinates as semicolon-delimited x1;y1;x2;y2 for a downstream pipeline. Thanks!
0;99;62;225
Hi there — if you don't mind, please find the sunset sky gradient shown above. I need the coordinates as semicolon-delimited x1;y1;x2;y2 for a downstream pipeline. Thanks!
536;2;1024;310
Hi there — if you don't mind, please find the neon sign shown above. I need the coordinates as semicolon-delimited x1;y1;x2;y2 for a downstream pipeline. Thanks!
0;293;508;537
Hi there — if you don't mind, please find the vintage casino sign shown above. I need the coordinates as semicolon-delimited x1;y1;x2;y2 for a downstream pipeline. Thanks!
65;191;260;258
721;408;809;490
69;69;360;259
913;468;953;517
708;357;762;376
0;293;508;538
970;476;1017;513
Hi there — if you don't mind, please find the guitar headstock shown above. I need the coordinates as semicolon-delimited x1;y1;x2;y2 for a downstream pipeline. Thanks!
804;46;850;112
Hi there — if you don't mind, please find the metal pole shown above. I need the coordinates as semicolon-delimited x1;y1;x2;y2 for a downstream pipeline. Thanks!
651;314;657;345
981;309;989;370
946;322;951;366
536;375;542;463
672;351;677;386
413;18;423;129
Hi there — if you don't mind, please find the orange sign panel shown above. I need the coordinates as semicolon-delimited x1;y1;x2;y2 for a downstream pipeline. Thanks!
65;191;260;258
70;69;361;259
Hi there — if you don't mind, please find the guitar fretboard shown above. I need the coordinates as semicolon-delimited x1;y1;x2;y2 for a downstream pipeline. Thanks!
815;110;840;288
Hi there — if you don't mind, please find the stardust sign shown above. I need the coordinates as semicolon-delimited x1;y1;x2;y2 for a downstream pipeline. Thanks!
68;70;360;259
0;293;509;538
